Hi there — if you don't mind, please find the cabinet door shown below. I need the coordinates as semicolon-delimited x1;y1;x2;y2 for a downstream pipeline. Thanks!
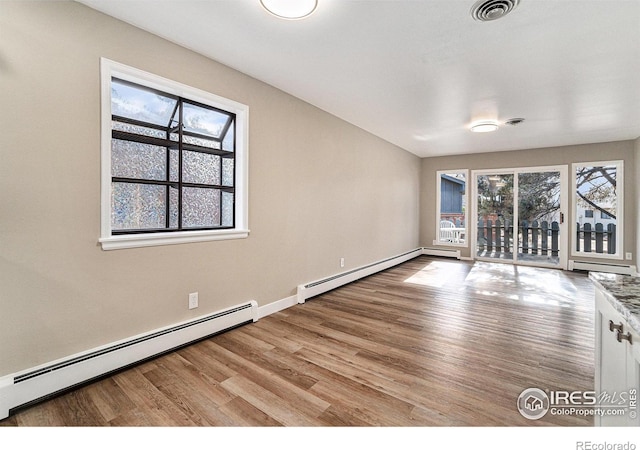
595;295;629;426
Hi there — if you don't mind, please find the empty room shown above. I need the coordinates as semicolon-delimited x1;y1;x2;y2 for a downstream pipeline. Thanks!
1;0;639;445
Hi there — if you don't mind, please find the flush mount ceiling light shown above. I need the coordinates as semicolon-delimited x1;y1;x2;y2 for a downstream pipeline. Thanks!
260;0;318;20
470;121;499;133
471;0;520;22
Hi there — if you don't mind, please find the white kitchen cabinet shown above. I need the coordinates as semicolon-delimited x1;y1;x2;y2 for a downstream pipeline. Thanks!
594;287;640;426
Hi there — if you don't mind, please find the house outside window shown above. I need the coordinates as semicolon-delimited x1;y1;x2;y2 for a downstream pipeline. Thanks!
100;59;249;250
572;161;623;259
600;211;613;220
436;170;467;246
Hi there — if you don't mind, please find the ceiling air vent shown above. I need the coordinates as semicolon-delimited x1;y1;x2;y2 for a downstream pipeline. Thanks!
471;0;520;21
505;118;525;126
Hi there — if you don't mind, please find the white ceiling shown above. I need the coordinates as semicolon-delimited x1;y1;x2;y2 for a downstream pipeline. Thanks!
78;0;640;158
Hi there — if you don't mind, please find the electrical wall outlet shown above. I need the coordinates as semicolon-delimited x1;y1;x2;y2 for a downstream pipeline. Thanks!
340;257;345;268
626;252;632;260
188;292;199;310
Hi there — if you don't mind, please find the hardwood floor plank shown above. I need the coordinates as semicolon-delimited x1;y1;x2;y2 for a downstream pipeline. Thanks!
222;333;319;391
216;396;284;427
176;343;238;383
82;377;137;423
203;341;331;418
150;352;235;408
11;401;68;427
244;322;305;354
316;405;375;426
219;375;321;426
1;256;597;427
140;357;236;426
110;368;198;426
307;374;416;427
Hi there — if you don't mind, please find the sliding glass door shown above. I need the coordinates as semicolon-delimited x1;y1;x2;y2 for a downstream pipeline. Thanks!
517;171;562;266
474;166;567;269
476;173;514;261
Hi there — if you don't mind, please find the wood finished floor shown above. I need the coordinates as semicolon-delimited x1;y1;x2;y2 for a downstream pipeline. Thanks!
1;256;596;426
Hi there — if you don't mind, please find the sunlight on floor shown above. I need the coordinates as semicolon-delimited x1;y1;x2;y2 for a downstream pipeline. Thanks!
403;260;465;288
404;258;587;308
464;262;580;307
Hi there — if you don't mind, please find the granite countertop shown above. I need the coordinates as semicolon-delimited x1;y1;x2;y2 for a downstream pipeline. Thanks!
589;272;640;335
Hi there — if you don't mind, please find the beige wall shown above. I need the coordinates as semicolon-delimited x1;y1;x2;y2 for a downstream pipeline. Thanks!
0;1;421;376
420;140;637;262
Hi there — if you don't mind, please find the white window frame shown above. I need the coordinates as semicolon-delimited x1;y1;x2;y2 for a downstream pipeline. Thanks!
435;169;468;247
99;58;249;250
571;160;623;260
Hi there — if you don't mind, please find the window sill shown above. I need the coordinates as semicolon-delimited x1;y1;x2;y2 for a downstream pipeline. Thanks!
99;229;250;250
570;251;623;261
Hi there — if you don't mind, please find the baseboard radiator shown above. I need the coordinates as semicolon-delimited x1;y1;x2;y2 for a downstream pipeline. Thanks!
421;247;461;259
569;260;636;276
0;301;258;420
297;248;423;303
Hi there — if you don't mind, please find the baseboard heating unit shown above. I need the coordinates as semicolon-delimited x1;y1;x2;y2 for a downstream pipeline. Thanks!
421;247;461;259
296;248;423;303
0;301;258;420
569;260;636;276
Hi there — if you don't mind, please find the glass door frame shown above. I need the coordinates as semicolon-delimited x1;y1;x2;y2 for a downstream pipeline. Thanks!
471;165;569;270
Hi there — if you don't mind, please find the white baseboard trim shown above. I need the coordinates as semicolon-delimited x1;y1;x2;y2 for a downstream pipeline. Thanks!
257;295;298;319
296;248;423;303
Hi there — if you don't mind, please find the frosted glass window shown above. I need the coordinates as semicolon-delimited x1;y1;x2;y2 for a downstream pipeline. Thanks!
111;183;166;230
111;139;166;181
182;151;221;185
169;186;179;229
183;134;221;150
112;121;166;139
222;158;234;186
183;188;220;228
109;77;235;233
222;191;234;226
169;149;179;183
101;59;248;250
